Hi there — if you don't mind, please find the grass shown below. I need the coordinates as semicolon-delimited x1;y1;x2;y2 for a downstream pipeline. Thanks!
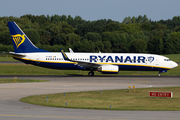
0;64;89;75
0;64;179;75
0;56;18;61
0;78;48;83
163;54;180;62
20;87;180;111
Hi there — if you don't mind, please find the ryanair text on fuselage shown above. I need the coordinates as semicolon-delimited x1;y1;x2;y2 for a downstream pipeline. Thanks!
90;55;154;63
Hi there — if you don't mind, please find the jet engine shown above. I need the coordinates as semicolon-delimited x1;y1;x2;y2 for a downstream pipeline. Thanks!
97;65;119;74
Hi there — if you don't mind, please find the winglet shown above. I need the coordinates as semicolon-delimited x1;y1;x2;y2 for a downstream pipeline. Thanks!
60;49;70;61
69;48;74;53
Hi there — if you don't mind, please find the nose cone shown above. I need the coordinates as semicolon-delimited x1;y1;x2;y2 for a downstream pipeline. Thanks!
171;61;178;68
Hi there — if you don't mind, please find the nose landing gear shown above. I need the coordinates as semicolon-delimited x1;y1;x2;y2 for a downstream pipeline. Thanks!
158;70;167;76
158;71;161;76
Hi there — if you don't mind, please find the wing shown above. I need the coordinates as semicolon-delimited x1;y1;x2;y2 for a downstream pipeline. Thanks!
60;49;101;68
75;61;101;68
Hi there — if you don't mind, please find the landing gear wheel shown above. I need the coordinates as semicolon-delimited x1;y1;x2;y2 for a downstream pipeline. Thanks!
88;71;94;76
158;71;161;77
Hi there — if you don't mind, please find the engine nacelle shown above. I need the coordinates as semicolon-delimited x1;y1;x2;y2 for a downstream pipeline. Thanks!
98;65;119;74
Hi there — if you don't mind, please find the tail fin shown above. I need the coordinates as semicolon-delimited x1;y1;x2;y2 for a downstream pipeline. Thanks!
8;21;49;53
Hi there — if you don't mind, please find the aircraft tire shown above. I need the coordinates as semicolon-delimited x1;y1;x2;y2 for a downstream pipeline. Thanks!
88;71;94;76
158;73;161;77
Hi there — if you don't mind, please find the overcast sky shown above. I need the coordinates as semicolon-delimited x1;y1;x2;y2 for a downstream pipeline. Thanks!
0;0;179;22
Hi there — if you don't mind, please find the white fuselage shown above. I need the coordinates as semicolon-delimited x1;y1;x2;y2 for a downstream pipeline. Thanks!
14;52;178;72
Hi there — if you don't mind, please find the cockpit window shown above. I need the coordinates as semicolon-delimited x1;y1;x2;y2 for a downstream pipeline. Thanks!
164;59;171;61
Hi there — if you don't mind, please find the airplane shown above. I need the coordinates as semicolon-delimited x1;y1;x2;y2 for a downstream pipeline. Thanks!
8;21;178;76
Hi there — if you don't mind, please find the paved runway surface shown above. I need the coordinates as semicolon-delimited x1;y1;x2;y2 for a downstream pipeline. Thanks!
0;76;180;120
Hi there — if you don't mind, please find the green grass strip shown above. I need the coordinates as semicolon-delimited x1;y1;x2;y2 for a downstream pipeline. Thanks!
0;57;18;61
20;87;180;111
0;64;179;76
0;79;48;83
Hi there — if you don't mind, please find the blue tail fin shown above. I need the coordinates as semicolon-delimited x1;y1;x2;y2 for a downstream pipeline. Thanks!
8;21;49;53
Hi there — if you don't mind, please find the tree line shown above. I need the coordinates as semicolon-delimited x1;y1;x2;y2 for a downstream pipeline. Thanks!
0;14;180;54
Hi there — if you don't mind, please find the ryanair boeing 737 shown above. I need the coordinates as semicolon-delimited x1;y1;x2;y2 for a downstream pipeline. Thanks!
8;21;178;76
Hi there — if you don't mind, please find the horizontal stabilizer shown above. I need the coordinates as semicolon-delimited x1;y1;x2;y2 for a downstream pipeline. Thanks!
8;52;26;57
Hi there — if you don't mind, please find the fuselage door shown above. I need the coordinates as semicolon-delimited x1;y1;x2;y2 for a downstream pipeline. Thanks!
155;58;159;65
36;55;40;64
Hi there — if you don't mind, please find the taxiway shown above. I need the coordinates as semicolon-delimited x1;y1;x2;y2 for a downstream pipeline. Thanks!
0;76;180;120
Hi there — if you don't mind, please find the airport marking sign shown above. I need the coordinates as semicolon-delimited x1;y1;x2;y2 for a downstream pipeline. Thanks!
150;91;173;98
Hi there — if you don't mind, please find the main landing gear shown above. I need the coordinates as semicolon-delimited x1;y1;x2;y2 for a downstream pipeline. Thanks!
88;71;94;76
158;71;161;77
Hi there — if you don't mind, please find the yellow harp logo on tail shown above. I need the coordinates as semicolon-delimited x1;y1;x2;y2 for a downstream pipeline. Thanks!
11;34;25;48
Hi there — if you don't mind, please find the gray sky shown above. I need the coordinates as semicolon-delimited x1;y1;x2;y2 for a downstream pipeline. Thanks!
0;0;179;22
